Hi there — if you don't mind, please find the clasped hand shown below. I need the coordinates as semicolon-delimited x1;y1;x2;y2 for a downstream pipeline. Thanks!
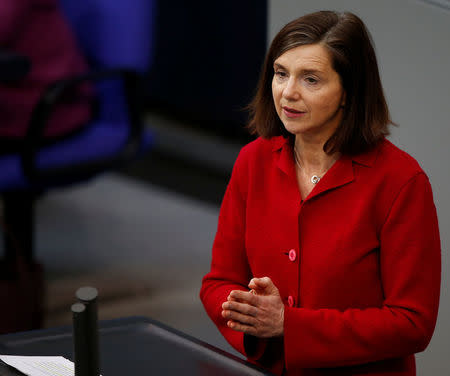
221;277;284;338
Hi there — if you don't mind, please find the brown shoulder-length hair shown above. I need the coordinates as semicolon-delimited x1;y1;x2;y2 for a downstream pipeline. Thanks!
247;10;393;155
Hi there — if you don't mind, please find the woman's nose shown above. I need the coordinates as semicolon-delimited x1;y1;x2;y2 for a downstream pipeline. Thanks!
282;78;300;100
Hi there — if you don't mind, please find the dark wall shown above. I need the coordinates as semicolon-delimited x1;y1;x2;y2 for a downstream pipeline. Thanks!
145;1;267;141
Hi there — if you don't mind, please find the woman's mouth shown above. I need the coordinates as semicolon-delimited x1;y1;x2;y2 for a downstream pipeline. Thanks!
282;106;306;118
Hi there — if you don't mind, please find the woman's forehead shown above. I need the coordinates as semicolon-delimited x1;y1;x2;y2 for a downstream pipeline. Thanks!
274;44;333;72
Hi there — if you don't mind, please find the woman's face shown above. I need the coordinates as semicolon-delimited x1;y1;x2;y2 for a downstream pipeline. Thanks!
272;43;346;141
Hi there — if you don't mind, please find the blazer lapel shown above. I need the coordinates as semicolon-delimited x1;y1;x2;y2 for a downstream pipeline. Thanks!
305;155;355;201
271;136;381;203
276;142;297;180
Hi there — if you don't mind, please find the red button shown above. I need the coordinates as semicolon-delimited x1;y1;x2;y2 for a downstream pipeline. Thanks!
288;295;294;307
288;249;296;261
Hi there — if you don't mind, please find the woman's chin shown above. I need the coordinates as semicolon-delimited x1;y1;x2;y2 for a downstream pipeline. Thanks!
282;123;313;136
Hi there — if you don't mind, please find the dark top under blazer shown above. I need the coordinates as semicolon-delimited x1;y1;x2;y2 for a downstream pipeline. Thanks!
200;136;441;376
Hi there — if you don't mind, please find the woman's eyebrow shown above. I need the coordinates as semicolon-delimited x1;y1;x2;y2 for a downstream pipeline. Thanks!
301;68;324;75
273;62;285;69
273;62;323;75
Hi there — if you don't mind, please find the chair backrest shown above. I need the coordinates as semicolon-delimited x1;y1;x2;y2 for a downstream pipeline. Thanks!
59;0;155;72
58;0;155;123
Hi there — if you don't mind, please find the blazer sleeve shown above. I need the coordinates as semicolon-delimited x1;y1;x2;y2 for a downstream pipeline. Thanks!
200;148;256;357
283;172;441;370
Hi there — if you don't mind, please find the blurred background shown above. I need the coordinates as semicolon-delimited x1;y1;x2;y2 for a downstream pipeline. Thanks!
1;0;449;375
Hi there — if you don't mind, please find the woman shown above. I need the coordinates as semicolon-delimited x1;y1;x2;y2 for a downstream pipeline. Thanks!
200;10;441;376
0;0;92;153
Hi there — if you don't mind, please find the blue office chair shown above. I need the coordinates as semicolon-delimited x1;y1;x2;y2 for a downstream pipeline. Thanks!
0;0;156;333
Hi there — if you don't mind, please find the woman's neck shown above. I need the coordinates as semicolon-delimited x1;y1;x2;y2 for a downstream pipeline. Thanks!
293;136;340;176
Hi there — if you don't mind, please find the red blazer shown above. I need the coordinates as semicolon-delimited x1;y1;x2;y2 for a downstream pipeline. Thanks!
0;0;92;140
200;136;441;376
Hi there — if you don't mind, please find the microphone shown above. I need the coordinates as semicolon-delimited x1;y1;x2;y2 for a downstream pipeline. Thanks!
72;287;100;376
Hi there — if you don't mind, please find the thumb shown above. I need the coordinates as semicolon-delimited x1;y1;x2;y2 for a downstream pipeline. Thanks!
249;277;278;295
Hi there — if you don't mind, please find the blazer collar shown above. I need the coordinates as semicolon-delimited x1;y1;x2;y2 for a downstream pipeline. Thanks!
351;144;380;167
271;136;289;152
271;136;381;201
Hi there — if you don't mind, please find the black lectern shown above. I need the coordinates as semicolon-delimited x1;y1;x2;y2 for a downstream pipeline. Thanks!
0;316;274;375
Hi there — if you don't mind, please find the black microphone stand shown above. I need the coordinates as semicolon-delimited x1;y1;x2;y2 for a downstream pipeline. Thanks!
71;287;100;376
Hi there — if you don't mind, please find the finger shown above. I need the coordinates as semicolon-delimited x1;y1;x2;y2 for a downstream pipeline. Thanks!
227;290;247;303
250;277;279;295
222;301;258;316
248;283;268;296
222;309;256;325
227;320;257;336
248;279;259;291
227;294;247;303
229;290;259;306
252;276;272;288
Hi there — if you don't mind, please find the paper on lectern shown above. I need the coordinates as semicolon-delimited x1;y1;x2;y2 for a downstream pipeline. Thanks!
0;355;79;376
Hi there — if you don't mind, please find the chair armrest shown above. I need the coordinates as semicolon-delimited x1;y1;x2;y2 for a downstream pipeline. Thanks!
22;68;144;180
0;50;31;82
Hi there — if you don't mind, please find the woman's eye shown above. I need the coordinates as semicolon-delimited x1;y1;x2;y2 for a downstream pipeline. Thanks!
305;76;318;84
275;71;287;79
